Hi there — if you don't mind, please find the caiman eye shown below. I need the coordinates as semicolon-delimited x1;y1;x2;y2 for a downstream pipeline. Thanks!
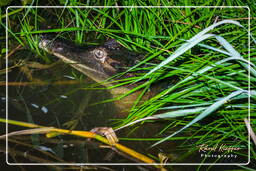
95;49;104;58
93;48;107;62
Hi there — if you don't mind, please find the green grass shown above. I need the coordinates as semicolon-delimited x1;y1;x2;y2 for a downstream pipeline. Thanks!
1;0;256;169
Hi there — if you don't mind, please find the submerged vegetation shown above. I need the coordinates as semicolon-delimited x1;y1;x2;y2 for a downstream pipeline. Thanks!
1;0;255;170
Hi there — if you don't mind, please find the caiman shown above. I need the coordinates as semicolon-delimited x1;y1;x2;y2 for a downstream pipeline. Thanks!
39;34;151;144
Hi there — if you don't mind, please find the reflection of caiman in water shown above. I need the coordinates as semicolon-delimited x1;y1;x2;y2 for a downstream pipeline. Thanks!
39;34;152;143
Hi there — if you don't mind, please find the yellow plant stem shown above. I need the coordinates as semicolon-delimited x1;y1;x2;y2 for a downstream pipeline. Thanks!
0;118;163;169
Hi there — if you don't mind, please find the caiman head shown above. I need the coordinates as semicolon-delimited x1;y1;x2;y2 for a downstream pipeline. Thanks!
39;34;142;95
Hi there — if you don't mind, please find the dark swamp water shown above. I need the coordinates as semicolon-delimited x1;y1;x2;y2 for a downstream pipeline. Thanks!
1;7;251;171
